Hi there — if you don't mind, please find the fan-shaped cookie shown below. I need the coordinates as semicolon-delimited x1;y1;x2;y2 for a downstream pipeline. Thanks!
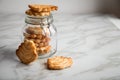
28;4;58;12
47;56;73;70
16;40;38;64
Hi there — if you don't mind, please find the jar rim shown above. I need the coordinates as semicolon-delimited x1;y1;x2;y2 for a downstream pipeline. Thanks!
26;13;52;19
25;13;53;25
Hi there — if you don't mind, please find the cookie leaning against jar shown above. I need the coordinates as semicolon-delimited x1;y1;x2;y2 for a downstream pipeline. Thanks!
16;39;38;64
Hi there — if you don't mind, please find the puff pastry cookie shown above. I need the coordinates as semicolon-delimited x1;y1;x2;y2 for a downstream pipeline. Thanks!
16;40;38;64
47;56;73;70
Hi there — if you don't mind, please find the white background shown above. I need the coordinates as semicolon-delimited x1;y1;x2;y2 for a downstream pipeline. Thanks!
0;0;102;14
0;0;119;14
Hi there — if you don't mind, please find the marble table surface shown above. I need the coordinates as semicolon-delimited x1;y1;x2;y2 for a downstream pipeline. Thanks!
0;13;120;80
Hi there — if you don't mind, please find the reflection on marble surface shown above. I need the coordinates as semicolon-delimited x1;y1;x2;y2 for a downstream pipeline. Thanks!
0;13;120;80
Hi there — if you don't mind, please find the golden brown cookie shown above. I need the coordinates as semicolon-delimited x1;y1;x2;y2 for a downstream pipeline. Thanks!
41;35;50;43
47;56;73;70
28;4;58;12
24;33;37;39
16;40;38;64
36;34;42;39
34;39;41;43
25;9;50;16
37;45;51;55
26;27;42;34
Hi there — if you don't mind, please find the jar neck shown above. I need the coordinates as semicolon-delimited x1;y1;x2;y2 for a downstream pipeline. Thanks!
25;14;53;25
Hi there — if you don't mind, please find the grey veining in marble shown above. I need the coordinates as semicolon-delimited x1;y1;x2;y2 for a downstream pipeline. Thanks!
0;13;120;80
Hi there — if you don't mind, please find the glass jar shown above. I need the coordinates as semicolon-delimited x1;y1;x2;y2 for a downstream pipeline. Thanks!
23;14;57;58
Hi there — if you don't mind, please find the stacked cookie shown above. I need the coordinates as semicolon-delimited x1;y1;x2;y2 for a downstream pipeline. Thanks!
24;26;51;55
26;4;58;16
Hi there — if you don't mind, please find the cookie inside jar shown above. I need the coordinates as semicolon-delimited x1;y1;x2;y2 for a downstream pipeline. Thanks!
23;25;51;55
